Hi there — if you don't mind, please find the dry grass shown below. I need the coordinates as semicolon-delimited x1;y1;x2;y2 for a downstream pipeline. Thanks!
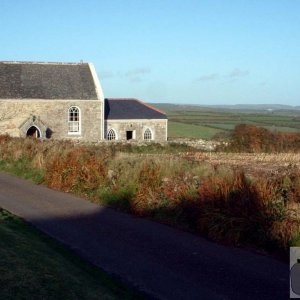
183;152;300;174
0;135;299;256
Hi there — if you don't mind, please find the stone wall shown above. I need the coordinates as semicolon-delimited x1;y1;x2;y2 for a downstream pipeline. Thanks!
167;137;220;151
106;119;167;142
0;99;103;141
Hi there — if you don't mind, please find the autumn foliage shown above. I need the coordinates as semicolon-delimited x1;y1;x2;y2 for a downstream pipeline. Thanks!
45;146;108;193
0;135;299;256
221;124;300;152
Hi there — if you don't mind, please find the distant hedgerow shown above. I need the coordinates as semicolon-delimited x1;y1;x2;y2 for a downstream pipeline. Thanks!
219;124;300;152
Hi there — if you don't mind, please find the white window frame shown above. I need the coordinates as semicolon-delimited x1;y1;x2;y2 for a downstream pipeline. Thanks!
143;128;153;141
107;128;117;140
68;106;81;135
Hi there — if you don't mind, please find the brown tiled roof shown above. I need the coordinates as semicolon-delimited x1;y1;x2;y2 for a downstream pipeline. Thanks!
0;61;98;100
105;98;167;120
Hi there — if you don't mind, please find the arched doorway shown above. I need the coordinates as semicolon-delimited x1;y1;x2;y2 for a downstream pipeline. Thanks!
20;116;48;139
26;126;41;138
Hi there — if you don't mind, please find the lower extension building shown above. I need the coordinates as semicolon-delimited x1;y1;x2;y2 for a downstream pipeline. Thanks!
0;61;167;142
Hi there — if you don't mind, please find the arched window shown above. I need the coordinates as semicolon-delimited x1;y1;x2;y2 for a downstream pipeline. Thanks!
107;129;116;140
144;128;152;140
68;106;80;134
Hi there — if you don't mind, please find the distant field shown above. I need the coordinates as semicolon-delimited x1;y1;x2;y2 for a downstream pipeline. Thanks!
168;121;224;139
155;104;300;139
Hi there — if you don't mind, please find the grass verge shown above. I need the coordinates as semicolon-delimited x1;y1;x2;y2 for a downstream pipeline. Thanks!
0;136;299;258
0;208;143;300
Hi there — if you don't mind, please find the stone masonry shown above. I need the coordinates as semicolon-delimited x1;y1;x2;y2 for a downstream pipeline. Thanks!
0;100;103;141
106;119;167;142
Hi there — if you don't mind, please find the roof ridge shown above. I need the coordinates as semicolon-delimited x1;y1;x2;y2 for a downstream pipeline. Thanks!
106;98;136;101
0;61;88;65
135;99;166;115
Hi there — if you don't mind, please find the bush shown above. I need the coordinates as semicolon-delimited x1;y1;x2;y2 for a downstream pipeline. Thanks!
45;146;108;194
99;188;134;212
0;135;299;255
219;124;300;153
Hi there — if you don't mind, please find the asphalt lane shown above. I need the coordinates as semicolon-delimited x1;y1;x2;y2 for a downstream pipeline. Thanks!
0;172;289;299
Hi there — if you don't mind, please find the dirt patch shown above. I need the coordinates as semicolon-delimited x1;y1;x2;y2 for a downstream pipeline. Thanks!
183;152;300;175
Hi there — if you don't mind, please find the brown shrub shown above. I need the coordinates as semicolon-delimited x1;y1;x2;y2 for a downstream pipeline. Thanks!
0;136;298;254
45;146;107;194
131;161;162;215
196;171;260;243
194;167;300;249
221;124;300;153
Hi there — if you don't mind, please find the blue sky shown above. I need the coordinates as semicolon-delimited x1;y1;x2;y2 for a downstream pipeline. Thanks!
1;0;299;105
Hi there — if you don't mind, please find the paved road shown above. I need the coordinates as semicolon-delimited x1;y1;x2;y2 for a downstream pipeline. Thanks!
0;172;289;299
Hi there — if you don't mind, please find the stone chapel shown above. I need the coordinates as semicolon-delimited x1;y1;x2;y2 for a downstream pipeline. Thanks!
0;61;167;142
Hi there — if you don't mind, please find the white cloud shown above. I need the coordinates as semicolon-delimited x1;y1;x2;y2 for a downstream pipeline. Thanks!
196;68;249;83
227;68;249;78
125;67;151;77
197;73;219;81
100;67;151;82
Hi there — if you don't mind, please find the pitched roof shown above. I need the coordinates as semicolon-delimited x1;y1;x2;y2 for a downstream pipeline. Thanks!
105;98;167;120
0;61;98;100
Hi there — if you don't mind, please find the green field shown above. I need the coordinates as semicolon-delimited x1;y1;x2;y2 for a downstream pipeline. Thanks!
0;208;141;300
168;121;224;139
156;104;300;140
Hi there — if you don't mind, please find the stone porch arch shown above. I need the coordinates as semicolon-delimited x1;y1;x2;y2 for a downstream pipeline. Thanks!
26;125;41;138
19;115;49;139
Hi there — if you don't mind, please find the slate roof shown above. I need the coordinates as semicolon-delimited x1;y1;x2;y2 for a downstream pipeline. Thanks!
0;61;98;100
105;98;167;120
